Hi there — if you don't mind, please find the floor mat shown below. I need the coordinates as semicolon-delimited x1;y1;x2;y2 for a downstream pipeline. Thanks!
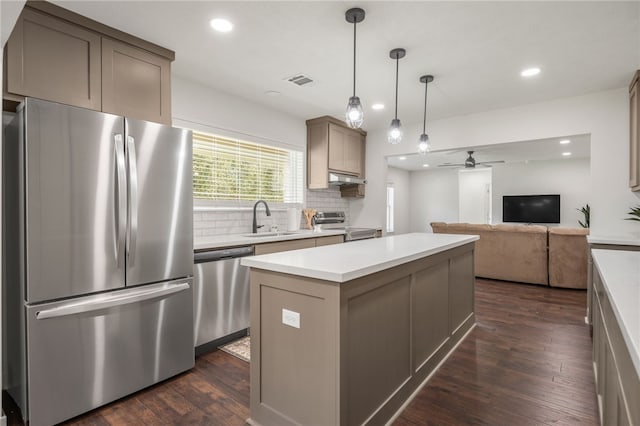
219;336;250;362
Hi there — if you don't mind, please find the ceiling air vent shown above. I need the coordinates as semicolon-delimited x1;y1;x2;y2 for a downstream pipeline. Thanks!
286;74;314;86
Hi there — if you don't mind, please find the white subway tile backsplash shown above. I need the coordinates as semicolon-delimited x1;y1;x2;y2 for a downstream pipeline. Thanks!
193;187;350;237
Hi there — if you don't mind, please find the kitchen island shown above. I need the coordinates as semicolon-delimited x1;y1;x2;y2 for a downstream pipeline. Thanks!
241;232;478;426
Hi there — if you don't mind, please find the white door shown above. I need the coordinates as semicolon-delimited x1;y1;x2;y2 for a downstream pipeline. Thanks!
458;168;492;224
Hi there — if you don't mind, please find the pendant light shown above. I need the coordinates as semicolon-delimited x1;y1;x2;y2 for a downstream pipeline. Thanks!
388;48;406;145
418;75;434;154
345;8;365;128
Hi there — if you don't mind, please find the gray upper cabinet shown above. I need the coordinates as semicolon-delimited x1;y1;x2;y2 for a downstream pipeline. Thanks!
306;116;366;190
102;38;171;125
4;3;174;125
6;8;102;111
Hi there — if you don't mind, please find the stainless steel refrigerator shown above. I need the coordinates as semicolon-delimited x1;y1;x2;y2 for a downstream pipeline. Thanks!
3;98;194;426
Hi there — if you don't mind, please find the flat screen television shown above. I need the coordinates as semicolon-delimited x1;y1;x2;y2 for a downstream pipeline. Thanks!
503;194;560;224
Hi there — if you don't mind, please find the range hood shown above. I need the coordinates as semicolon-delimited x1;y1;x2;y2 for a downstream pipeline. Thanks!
328;172;366;186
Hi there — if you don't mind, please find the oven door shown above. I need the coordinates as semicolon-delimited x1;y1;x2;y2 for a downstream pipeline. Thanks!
345;228;378;242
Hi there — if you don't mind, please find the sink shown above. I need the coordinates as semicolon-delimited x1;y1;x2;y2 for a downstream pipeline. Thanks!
243;232;302;238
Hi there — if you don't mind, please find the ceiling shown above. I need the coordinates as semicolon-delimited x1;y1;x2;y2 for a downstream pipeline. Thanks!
52;1;640;131
386;134;591;171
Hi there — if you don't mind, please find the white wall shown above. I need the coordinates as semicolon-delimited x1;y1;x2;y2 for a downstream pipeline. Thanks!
352;88;640;237
386;166;410;234
458;168;492;224
409;168;459;232
172;76;306;151
492;158;590;227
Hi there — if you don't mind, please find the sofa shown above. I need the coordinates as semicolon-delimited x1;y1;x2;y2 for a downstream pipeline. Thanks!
430;222;589;288
431;222;548;285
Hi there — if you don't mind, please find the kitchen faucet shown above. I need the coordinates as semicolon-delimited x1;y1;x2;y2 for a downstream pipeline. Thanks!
252;200;272;233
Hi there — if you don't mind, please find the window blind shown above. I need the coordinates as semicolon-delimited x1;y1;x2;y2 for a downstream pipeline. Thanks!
193;131;303;203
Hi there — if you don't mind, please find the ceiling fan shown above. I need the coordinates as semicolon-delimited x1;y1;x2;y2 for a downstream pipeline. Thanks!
437;151;505;168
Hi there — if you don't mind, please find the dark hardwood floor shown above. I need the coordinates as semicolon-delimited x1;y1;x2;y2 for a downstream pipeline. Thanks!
396;279;598;426
5;279;598;425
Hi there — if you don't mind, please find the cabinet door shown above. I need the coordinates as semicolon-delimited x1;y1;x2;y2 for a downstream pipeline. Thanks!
102;38;172;125
6;8;102;110
254;238;316;255
630;73;640;190
328;123;347;172
307;122;329;189
603;342;619;426
617;378;632;426
315;235;344;246
343;131;362;176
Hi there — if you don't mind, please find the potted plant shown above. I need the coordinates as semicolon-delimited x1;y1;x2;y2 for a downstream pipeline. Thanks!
577;204;590;228
625;205;640;222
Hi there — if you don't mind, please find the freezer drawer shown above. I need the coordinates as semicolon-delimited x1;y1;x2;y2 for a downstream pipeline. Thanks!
24;280;194;426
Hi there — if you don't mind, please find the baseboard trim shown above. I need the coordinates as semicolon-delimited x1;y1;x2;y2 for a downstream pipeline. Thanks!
1;410;6;426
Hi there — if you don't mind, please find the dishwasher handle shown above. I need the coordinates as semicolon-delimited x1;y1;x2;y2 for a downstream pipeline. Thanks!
194;246;254;263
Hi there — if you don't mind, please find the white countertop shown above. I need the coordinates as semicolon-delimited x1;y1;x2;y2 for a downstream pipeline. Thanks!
588;234;640;246
194;229;346;251
591;249;640;377
241;232;479;283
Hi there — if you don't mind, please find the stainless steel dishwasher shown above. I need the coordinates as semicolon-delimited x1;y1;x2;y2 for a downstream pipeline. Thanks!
193;246;254;352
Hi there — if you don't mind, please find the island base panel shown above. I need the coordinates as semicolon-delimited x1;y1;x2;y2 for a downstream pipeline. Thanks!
249;242;476;426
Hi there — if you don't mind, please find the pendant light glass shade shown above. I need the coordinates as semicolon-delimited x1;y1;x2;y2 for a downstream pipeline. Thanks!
388;118;403;144
346;96;364;128
418;133;430;153
345;8;365;129
418;74;434;154
388;48;406;145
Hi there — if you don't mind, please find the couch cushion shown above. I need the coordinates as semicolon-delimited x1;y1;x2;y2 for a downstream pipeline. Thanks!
430;222;448;233
548;227;590;236
492;224;548;234
474;225;548;285
548;228;589;289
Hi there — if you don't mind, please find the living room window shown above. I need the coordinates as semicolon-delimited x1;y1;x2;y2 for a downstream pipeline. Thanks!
192;130;304;204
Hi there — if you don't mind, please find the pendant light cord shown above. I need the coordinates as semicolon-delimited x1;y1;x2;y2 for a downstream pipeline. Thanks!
394;56;399;119
423;80;428;134
353;21;357;97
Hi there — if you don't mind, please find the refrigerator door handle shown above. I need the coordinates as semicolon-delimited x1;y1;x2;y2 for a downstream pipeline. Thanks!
114;134;127;268
35;282;190;320
126;135;139;267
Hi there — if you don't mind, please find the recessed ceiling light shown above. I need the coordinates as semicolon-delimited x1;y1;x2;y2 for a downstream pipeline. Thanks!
422;164;429;168
399;156;407;160
371;103;385;110
210;18;233;32
521;67;541;77
562;152;572;156
264;90;280;97
559;139;571;144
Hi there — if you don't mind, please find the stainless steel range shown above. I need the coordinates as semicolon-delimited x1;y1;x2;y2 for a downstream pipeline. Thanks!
313;211;378;241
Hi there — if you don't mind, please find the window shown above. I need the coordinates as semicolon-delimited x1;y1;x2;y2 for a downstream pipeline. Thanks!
386;185;395;233
192;131;303;204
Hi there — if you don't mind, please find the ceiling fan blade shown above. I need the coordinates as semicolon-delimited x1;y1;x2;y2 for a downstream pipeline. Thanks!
437;163;465;167
477;160;505;165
